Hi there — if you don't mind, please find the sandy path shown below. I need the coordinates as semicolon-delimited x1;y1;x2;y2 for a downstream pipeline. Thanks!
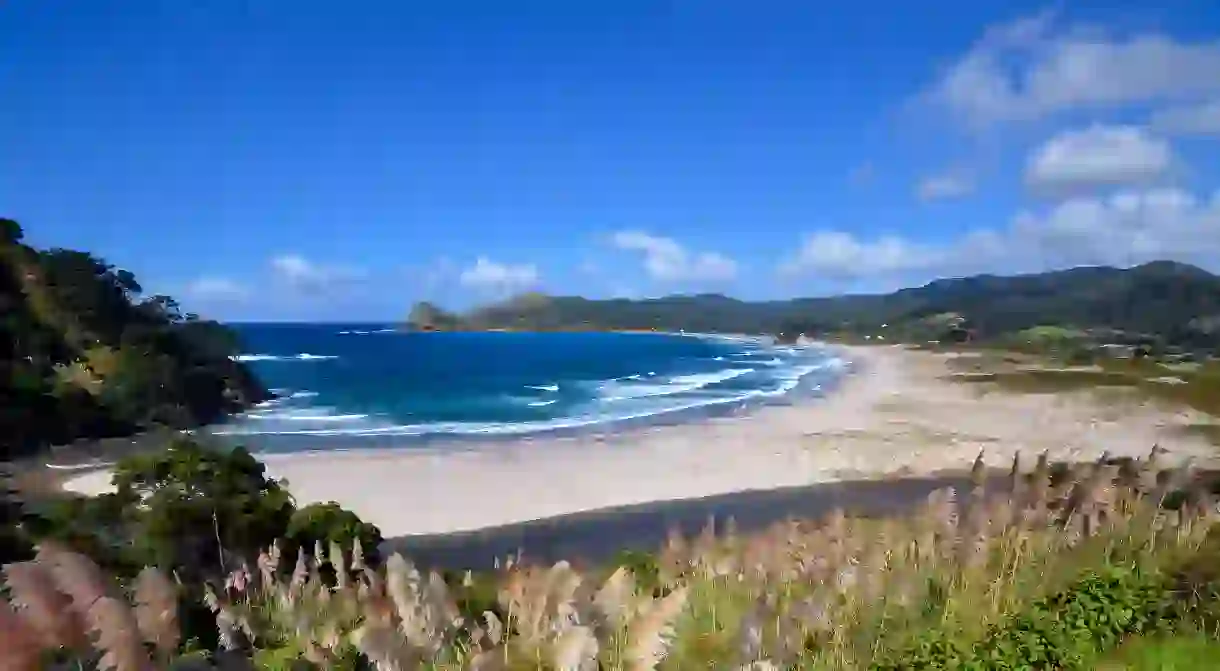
60;345;1218;537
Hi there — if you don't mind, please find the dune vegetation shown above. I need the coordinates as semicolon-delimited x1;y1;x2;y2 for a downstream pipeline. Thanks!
6;448;1220;670
939;349;1220;446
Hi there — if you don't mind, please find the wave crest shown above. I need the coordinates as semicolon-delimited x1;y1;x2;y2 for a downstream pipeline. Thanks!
215;342;846;443
231;353;338;362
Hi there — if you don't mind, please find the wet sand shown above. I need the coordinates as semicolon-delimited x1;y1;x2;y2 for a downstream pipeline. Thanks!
384;472;1006;570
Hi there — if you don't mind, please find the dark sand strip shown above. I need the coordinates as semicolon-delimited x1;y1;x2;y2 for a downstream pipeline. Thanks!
383;473;998;570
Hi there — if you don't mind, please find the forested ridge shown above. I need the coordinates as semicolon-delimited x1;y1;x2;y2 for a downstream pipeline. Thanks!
0;218;269;459
405;261;1220;351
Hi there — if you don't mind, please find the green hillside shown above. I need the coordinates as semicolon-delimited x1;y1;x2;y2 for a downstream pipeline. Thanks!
404;261;1220;351
0;218;269;459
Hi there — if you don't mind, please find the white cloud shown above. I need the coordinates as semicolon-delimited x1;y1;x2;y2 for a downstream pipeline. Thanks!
1025;125;1175;193
270;255;315;283
783;187;1220;281
781;231;937;278
270;254;364;291
1004;188;1220;268
184;277;248;301
926;12;1220;127
458;257;539;294
1151;99;1220;136
916;173;974;201
609;231;738;282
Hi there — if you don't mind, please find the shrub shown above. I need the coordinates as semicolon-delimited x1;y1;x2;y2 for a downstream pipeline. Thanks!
1166;525;1220;631
282;502;383;576
21;438;384;656
108;439;296;582
611;548;664;596
873;566;1175;670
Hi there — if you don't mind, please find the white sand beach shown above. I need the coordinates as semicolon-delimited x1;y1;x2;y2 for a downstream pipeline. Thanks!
60;345;1220;537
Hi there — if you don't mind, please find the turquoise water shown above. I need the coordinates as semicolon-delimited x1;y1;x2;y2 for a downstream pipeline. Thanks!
214;325;846;451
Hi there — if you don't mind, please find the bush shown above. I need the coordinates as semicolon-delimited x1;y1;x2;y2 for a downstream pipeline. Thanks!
872;566;1175;670
283;501;383;569
1167;525;1220;630
439;567;506;635
612;548;664;597
26;438;381;588
109;439;296;581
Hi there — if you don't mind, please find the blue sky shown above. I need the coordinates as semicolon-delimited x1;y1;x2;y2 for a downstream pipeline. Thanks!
4;0;1220;321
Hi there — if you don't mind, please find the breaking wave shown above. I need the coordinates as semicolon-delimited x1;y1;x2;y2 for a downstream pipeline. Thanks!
232;353;339;363
212;328;847;449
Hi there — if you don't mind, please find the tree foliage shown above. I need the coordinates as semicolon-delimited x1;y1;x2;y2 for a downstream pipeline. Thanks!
0;217;269;459
18;438;383;658
25;440;286;581
285;502;384;567
286;502;383;555
27;439;382;585
114;440;298;580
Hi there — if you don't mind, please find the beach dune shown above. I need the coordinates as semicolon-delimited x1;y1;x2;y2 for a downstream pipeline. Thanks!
60;345;1218;538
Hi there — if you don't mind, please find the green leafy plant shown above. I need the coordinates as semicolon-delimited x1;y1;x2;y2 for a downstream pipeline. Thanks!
873;566;1175;670
7;451;1220;670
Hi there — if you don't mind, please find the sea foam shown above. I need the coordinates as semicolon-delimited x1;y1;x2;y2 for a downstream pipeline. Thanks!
232;353;338;362
214;330;846;445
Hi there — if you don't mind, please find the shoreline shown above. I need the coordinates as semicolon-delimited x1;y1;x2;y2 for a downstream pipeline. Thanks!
27;335;833;487
223;329;819;454
58;344;1218;538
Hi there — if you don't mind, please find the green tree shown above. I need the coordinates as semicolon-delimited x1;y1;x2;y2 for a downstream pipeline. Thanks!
284;502;384;569
29;438;382;584
0;217;269;456
0;217;22;243
105;439;296;581
25;438;383;655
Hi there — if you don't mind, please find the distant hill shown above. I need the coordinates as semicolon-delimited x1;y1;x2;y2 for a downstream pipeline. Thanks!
403;261;1220;350
404;301;461;331
1;218;269;458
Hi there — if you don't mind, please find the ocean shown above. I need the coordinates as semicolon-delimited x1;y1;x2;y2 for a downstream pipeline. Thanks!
212;325;847;452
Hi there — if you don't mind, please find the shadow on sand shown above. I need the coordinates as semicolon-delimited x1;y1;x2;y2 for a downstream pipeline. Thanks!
382;473;1002;570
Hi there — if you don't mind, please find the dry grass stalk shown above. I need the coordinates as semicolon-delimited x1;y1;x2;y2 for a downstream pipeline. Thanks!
133;566;180;661
0;597;45;671
3;451;1216;670
625;585;688;670
3;558;87;651
36;542;152;671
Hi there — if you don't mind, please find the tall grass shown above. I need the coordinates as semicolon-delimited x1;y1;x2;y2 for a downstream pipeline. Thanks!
3;449;1219;669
